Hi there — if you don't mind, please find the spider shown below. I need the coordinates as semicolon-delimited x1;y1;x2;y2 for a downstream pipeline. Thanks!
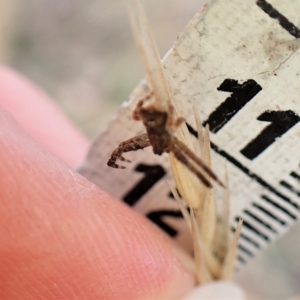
107;93;225;189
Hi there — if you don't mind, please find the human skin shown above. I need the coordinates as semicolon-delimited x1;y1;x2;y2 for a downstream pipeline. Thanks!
0;66;195;299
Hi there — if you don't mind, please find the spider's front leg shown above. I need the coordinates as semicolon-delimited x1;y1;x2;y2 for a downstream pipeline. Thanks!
166;104;185;130
107;133;151;168
132;92;154;121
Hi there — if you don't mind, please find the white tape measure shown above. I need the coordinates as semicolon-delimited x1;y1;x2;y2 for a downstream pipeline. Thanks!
78;0;300;268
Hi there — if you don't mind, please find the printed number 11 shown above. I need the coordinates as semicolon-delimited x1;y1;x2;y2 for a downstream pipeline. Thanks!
204;79;300;159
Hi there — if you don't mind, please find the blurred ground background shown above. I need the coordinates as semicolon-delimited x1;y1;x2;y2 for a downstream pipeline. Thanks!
2;0;203;138
1;0;300;299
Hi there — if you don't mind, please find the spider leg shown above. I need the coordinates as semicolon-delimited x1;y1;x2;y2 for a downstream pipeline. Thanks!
107;133;151;168
173;117;185;129
170;136;225;188
166;104;185;130
132;92;154;120
170;142;212;188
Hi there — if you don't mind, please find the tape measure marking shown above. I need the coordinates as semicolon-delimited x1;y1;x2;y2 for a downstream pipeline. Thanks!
257;0;300;38
203;79;263;134
78;0;300;266
187;116;300;263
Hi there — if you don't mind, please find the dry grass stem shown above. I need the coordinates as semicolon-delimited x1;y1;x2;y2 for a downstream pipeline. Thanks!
192;210;222;279
198;125;217;248
221;219;243;280
129;0;242;284
169;151;206;209
169;107;210;209
168;180;192;231
170;118;242;283
191;210;213;283
212;167;230;262
129;0;170;111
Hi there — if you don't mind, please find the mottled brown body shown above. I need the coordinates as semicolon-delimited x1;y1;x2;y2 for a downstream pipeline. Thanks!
107;94;224;188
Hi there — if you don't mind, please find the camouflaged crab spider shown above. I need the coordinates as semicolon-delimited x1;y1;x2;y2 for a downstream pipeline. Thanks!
107;2;224;189
107;92;224;189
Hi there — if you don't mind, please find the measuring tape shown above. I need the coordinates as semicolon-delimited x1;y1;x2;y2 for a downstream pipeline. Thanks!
78;0;300;268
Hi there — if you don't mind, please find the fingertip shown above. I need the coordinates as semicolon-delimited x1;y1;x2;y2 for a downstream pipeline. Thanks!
0;109;195;299
0;65;89;167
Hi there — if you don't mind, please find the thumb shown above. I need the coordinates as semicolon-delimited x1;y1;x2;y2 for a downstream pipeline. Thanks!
0;107;194;299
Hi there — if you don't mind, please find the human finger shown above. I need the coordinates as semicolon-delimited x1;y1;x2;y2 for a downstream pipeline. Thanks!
0;107;194;299
0;65;89;167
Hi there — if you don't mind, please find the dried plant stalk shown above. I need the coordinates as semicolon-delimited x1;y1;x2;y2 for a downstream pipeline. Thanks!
212;168;230;263
168;181;191;231
221;218;243;280
192;210;222;279
128;0;242;284
129;0;170;111
169;151;206;209
191;210;213;284
170;115;242;283
197;125;217;248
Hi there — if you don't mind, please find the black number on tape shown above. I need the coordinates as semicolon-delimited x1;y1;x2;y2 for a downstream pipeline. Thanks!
123;164;184;236
240;110;300;159
123;164;166;206
204;79;262;133
147;210;183;237
256;0;300;38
